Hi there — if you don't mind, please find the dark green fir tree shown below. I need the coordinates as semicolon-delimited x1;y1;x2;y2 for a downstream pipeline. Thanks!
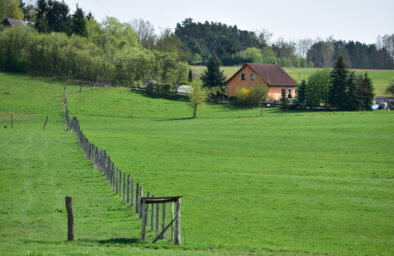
280;89;288;109
297;79;307;107
72;4;87;37
188;69;193;82
329;56;349;110
358;72;375;110
346;72;362;110
200;54;226;89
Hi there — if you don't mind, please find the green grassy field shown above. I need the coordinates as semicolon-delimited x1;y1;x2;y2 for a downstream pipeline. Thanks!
190;66;394;97
1;73;394;255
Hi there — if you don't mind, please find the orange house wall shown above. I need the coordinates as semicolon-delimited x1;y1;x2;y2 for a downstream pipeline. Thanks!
226;65;296;101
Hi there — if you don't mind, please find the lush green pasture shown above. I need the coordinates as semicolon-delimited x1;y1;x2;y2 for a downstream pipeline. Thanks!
1;73;393;255
190;66;394;96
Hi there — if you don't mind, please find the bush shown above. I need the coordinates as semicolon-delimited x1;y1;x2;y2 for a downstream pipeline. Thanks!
236;83;268;106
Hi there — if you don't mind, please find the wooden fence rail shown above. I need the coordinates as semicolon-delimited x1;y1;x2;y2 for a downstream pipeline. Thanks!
63;89;182;244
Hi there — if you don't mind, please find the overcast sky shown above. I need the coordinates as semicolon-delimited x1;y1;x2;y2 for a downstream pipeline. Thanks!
62;0;393;44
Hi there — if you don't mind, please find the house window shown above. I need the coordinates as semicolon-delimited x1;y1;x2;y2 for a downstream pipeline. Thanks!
281;88;286;96
241;73;245;80
250;74;255;80
288;88;291;95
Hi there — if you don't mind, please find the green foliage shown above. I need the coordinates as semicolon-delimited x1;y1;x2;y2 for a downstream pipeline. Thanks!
188;69;193;82
0;18;188;86
235;83;268;106
306;69;331;107
71;4;86;37
188;82;207;118
329;56;349;109
0;0;24;20
358;72;375;110
307;39;394;69
345;72;362;110
238;47;263;63
200;54;226;88
280;88;288;109
296;79;307;107
385;79;394;96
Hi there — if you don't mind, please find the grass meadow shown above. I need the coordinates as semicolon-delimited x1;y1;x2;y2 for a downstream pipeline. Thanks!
1;72;393;255
190;66;394;97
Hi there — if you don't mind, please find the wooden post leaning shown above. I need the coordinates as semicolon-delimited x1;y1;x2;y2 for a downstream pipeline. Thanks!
65;196;74;241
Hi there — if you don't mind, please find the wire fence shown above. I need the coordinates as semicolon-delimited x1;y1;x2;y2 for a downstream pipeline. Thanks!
63;88;182;244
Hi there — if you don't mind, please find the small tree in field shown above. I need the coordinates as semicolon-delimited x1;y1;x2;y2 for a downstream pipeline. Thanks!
188;82;208;118
296;79;307;108
188;69;193;82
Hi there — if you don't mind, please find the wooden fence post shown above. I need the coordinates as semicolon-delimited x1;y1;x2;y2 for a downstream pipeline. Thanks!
127;175;130;203
162;203;166;239
115;168;118;194
119;170;122;197
136;183;139;213
123;172;126;201
156;202;159;236
65;196;74;241
175;198;181;244
43;116;48;130
141;198;146;241
171;202;175;241
145;192;149;228
10;114;13;128
151;195;154;231
131;178;134;207
139;186;143;219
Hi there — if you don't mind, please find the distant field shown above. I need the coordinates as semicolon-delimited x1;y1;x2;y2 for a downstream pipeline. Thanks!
1;73;393;255
190;66;394;97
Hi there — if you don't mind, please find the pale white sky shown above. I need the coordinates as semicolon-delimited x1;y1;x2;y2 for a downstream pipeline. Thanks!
62;0;393;44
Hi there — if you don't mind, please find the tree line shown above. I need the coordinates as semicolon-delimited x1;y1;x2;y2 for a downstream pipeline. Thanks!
174;18;312;67
0;0;189;86
296;56;375;110
307;37;394;69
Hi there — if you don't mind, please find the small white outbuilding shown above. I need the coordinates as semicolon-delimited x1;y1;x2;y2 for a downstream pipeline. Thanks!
177;85;193;94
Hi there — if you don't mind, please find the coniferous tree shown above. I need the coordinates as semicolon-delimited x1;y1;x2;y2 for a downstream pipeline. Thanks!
72;4;86;37
188;69;193;82
200;54;226;88
358;72;375;110
346;72;362;110
329;56;348;109
296;79;307;108
280;89;288;109
35;0;49;33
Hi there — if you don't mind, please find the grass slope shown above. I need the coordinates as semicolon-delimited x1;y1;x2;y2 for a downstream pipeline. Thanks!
67;87;394;255
190;66;394;97
1;73;393;255
0;73;246;256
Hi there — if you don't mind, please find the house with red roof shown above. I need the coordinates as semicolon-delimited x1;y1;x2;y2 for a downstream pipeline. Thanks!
225;63;298;101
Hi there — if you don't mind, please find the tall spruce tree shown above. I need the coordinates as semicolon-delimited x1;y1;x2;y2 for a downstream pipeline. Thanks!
297;79;307;107
346;72;362;110
200;54;226;88
358;72;375;110
35;0;49;33
188;69;193;82
71;4;86;37
329;56;349;109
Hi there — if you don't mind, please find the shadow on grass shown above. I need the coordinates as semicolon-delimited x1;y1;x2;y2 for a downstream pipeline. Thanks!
98;237;140;245
155;117;194;121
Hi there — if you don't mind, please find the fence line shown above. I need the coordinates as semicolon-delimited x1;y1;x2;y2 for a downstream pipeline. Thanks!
63;88;182;244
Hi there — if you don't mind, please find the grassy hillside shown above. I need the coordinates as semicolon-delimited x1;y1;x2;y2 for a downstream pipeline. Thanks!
190;66;394;97
1;73;393;255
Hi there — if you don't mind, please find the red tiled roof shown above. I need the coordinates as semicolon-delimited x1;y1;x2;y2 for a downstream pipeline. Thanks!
226;63;298;87
247;63;298;86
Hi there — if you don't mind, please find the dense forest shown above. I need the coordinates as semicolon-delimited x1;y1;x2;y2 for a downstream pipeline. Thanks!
1;0;393;84
174;18;312;67
307;38;394;69
0;0;189;86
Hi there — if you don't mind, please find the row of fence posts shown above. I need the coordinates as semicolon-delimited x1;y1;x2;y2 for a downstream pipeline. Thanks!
63;87;181;244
